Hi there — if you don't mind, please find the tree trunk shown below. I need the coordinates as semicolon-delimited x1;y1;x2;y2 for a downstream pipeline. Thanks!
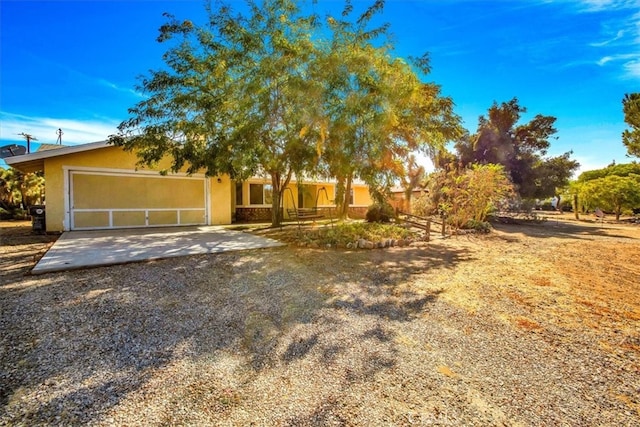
271;189;282;227
341;174;353;219
573;194;579;220
404;188;412;213
270;170;292;227
335;176;345;219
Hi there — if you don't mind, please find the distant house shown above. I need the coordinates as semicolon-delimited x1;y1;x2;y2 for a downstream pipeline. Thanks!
5;140;372;232
388;186;427;212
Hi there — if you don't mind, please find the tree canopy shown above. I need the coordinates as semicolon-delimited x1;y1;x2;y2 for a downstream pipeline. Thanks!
577;161;640;182
455;98;578;200
0;167;44;217
315;2;460;215
110;0;461;225
111;0;326;226
622;93;640;157
570;162;640;220
575;174;640;220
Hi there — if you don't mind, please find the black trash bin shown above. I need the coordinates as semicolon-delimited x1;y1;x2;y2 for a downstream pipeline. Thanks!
29;205;46;233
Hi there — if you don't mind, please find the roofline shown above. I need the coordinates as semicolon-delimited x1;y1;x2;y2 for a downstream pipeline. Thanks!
4;140;110;167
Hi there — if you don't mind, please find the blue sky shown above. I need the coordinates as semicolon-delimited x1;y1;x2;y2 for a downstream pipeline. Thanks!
1;0;639;175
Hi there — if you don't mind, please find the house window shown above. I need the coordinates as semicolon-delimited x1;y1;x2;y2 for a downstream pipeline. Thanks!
235;182;243;206
249;183;273;205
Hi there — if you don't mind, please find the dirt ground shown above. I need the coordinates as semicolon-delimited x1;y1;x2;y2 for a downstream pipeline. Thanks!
1;216;639;425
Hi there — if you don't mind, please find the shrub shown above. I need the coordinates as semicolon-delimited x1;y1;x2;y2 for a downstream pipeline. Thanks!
0;207;10;220
464;219;492;233
365;203;395;223
298;222;416;247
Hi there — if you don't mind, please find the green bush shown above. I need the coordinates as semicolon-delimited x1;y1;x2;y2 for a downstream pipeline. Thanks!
298;222;416;247
365;203;395;223
0;207;28;220
0;207;10;220
464;219;492;233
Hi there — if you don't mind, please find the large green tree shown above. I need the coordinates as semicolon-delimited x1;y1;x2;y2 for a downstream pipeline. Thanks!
110;0;324;226
622;93;640;157
455;98;578;200
111;0;459;225
316;0;461;217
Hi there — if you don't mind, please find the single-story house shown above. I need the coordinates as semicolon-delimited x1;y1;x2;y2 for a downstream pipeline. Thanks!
5;140;372;232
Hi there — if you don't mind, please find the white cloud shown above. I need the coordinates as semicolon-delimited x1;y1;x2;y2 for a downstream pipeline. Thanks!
0;112;120;146
597;53;639;65
97;78;144;98
590;29;625;46
597;55;614;65
595;53;640;78
576;0;640;12
582;4;640;80
623;58;640;76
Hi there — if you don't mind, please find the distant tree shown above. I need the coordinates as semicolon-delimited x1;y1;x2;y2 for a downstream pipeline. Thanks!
578;161;640;182
0;167;44;213
622;93;640;157
577;174;640;220
455;98;578;200
571;162;640;220
433;148;459;172
530;151;580;207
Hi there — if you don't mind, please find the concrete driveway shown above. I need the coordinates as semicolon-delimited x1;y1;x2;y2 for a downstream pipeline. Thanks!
32;225;284;274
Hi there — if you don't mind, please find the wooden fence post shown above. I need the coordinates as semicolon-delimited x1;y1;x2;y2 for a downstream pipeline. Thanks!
425;219;431;242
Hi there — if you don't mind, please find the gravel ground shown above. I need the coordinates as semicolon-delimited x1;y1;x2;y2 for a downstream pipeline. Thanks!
1;219;639;426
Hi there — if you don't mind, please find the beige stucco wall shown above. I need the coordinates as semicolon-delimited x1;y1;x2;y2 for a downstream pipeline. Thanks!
209;174;232;225
43;145;231;231
353;185;372;206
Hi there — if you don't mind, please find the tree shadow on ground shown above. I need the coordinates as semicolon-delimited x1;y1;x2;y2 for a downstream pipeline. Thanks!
0;241;474;425
492;220;638;241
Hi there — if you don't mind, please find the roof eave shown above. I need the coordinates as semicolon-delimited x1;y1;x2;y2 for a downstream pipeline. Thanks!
4;140;110;172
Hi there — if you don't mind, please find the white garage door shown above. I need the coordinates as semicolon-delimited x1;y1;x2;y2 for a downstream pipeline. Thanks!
69;170;208;230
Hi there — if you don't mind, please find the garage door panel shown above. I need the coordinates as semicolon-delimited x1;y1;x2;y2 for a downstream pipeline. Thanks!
70;171;207;230
148;210;177;226
180;210;206;224
112;211;146;227
72;174;204;210
74;211;110;229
